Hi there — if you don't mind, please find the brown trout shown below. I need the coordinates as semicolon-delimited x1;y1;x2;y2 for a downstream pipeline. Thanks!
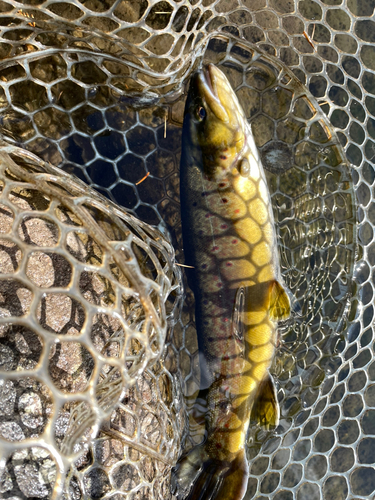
172;64;290;500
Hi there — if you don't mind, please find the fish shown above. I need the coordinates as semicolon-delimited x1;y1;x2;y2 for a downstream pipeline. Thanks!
171;64;291;500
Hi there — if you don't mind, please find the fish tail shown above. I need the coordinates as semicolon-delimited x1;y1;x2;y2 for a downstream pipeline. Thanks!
171;446;248;500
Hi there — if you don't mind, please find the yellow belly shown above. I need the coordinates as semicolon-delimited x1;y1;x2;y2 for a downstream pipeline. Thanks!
200;170;289;459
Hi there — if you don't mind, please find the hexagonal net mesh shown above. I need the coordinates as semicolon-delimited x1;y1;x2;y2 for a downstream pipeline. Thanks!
0;143;183;499
0;0;373;499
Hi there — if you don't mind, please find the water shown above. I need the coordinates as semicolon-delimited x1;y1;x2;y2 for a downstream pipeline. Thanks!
0;1;373;498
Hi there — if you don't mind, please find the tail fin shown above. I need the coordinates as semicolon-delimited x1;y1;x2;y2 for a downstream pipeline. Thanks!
171;445;248;500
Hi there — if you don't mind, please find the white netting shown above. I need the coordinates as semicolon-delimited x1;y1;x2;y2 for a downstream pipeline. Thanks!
0;0;373;498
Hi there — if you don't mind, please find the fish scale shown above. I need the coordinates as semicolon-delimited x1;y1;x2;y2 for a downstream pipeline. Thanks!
189;167;278;446
172;64;291;500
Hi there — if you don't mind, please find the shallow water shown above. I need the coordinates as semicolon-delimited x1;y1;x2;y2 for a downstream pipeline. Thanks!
0;0;373;499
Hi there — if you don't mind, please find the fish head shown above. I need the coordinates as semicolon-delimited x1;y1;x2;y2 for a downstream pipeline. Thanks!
184;64;247;181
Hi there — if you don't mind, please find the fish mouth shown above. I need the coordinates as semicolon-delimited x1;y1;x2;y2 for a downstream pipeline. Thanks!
196;64;229;123
203;64;216;97
198;64;217;100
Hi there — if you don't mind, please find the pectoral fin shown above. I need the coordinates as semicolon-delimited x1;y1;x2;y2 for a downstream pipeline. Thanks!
251;374;279;429
268;280;290;320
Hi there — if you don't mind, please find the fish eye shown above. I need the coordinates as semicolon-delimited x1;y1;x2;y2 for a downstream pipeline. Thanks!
195;105;206;121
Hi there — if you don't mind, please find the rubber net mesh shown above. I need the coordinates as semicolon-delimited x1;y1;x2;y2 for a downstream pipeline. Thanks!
0;144;183;499
0;0;373;499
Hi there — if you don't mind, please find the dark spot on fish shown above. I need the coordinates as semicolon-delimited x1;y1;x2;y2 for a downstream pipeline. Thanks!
205;213;211;218
201;191;208;197
222;198;228;203
216;443;222;449
219;182;226;188
220;155;227;160
221;224;228;229
202;264;207;269
226;262;233;267
212;246;219;251
232;239;238;244
217;282;223;287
